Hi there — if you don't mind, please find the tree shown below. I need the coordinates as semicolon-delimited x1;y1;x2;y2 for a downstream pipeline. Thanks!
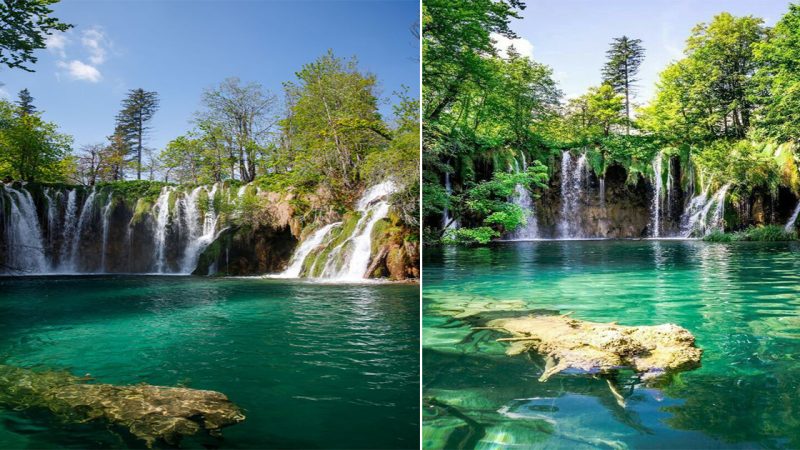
16;88;35;116
282;50;389;199
601;36;644;134
197;78;278;182
75;143;105;186
640;13;766;142
0;0;72;72
753;3;800;142
115;88;159;180
422;0;525;122
0;100;72;182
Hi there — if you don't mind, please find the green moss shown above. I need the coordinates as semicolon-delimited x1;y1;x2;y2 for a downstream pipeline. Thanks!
304;212;362;277
95;180;171;204
130;198;153;226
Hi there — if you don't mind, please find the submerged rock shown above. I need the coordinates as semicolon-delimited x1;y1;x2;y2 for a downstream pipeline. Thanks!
0;364;245;446
483;314;702;381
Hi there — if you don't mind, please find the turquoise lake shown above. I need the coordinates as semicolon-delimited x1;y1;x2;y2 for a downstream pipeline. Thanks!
423;240;800;449
0;276;419;449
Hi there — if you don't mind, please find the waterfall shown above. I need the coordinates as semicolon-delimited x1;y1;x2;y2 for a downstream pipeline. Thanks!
178;186;220;274
785;202;800;232
68;189;97;272
2;181;395;279
59;189;77;268
44;188;60;250
681;183;731;237
274;222;342;278
100;192;113;272
651;154;663;238
558;151;586;238
508;152;538;240
336;182;393;281
599;177;606;208
319;181;394;281
2;185;48;273
442;171;457;229
152;187;172;273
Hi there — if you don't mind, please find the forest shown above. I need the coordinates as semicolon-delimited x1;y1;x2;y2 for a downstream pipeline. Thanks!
423;0;800;244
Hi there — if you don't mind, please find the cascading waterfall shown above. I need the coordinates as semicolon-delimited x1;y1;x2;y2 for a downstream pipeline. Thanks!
321;181;394;281
651;154;663;238
178;185;221;273
442;171;457;229
680;183;731;237
281;181;395;281
44;188;60;248
274;222;342;278
152;187;173;273
558;151;586;238
508;152;538;240
2;185;48;273
100;192;113;272
785;202;800;232
2;180;394;278
68;189;96;272
59;189;77;267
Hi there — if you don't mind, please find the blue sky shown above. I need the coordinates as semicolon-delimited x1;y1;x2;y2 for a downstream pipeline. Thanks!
496;0;790;102
0;0;419;152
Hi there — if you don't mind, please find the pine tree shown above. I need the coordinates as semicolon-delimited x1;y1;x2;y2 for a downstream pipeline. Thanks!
115;89;159;179
601;36;644;134
16;88;35;116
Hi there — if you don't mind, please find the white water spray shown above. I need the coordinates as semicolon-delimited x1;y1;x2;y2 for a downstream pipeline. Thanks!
275;222;342;278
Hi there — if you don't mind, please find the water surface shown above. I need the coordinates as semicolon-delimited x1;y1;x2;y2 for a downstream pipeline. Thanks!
423;241;800;449
0;276;419;449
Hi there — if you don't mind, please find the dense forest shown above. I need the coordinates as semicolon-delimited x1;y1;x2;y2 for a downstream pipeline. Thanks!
423;0;800;244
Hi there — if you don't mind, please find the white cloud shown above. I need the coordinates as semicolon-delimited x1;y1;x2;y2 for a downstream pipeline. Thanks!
491;32;534;59
45;33;69;58
58;60;102;83
0;86;9;99
81;28;108;65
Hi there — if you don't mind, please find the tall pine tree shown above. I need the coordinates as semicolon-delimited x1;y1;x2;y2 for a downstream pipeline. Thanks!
115;88;159;179
16;88;35;116
601;36;644;134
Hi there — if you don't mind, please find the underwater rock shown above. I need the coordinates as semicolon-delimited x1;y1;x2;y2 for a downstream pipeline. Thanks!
0;364;245;447
483;314;702;381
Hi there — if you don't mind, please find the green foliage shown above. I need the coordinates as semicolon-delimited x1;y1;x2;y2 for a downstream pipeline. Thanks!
704;225;797;242
693;140;784;195
0;0;72;72
752;4;800;142
363;91;421;226
281;50;388;203
441;227;499;245
703;230;734;242
95;180;170;203
0;100;72;182
640;13;766;143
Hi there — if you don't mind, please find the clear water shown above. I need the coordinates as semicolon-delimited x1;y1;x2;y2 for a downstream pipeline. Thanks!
0;276;419;449
423;241;800;449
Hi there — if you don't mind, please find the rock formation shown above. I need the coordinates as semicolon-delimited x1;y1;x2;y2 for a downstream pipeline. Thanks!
0;364;245;447
480;313;703;381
